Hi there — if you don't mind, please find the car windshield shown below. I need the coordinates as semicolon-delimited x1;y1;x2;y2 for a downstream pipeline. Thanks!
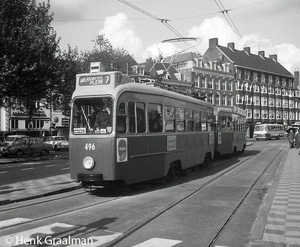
12;138;28;145
55;137;66;141
7;137;17;141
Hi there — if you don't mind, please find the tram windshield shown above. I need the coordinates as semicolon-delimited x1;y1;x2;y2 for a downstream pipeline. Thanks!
71;97;113;135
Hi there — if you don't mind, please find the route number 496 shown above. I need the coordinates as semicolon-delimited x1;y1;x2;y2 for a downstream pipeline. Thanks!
85;143;96;150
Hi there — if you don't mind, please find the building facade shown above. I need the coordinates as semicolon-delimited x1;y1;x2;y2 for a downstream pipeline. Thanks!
162;38;300;137
204;38;300;136
0;103;70;138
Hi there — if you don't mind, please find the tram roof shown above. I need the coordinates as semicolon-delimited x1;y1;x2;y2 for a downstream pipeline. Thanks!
73;81;213;109
115;82;214;108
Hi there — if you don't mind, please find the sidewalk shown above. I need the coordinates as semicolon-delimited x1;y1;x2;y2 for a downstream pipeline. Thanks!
249;146;300;246
0;152;80;205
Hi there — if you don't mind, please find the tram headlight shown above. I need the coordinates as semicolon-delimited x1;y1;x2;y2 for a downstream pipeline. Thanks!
83;156;95;170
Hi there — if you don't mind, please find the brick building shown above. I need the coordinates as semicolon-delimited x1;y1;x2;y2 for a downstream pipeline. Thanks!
162;38;300;137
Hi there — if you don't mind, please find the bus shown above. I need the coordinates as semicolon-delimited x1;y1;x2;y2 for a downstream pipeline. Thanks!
253;123;285;140
215;106;247;156
69;70;246;188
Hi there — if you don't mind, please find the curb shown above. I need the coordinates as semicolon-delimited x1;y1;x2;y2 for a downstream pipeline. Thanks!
0;152;69;165
0;184;81;206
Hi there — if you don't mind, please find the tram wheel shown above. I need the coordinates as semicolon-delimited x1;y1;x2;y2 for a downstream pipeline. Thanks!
167;162;180;182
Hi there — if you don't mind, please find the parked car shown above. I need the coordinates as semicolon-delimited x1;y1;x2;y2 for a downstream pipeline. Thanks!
43;136;69;151
1;137;52;158
0;135;29;155
4;135;29;146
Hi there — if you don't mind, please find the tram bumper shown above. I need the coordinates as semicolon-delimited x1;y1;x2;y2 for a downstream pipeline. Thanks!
78;173;103;182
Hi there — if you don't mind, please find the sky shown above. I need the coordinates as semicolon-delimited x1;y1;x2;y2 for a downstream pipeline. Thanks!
45;0;300;74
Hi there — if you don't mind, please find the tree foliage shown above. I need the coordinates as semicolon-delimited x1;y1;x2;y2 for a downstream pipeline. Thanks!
0;0;137;119
82;35;137;74
0;0;60;116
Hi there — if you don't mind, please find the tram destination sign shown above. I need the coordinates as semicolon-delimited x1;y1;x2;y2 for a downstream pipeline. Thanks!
79;75;110;86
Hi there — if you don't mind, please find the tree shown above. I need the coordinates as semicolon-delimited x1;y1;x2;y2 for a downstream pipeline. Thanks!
53;45;84;113
0;0;61;117
82;35;137;74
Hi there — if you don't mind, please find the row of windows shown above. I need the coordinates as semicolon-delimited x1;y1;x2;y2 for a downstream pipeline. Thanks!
116;102;215;134
236;82;295;95
246;110;295;120
236;96;297;108
218;115;247;132
117;102;248;135
10;119;45;129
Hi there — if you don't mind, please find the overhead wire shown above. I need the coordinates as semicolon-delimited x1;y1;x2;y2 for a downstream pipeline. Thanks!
213;0;246;48
117;0;201;54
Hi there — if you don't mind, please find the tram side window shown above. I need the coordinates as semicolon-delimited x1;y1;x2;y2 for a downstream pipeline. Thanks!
219;116;227;131
201;111;208;131
117;102;126;134
176;108;185;132
185;109;194;132
227;117;232;131
202;111;214;131
233;117;238;131
206;111;214;131
195;110;201;131
165;106;175;132
128;102;146;134
128;102;136;133
148;103;163;133
137;103;146;133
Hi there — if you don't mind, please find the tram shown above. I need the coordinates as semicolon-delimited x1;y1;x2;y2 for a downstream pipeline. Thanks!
214;106;247;156
69;70;247;188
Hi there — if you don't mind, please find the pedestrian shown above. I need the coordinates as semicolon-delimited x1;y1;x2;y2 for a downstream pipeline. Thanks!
294;128;300;155
286;128;295;148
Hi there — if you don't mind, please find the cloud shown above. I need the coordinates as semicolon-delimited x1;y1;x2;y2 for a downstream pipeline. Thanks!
242;34;300;72
274;43;300;72
98;14;300;72
99;13;143;60
142;42;180;61
188;16;240;53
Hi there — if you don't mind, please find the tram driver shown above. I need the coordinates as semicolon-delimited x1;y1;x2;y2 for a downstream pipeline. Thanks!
92;106;112;133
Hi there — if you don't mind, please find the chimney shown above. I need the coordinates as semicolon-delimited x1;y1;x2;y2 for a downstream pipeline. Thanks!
227;42;235;50
209;38;218;48
244;47;251;54
294;71;299;89
270;54;277;62
258;51;265;58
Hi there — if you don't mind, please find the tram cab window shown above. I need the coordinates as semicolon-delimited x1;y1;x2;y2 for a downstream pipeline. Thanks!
176;108;185;132
148;104;163;133
117;102;126;134
71;97;112;135
165;106;175;132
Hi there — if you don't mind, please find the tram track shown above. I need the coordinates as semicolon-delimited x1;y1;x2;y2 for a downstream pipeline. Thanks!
0;140;285;246
206;142;287;247
106;141;286;246
0;190;125;230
